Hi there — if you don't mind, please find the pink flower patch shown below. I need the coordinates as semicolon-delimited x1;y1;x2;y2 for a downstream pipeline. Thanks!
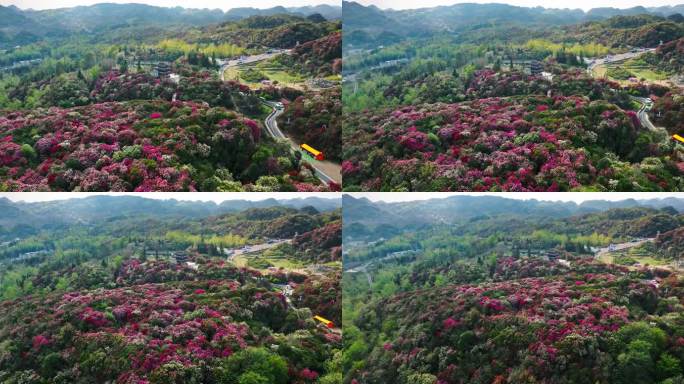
32;334;51;350
442;317;460;330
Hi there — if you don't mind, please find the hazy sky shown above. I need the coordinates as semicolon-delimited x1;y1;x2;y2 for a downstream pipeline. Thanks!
2;192;340;203
355;0;683;11
2;0;339;11
349;192;684;204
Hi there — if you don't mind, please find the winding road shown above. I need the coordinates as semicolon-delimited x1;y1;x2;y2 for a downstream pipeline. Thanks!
631;96;658;131
224;239;291;263
629;96;670;136
594;238;655;260
219;51;342;185
586;49;670;135
586;48;654;74
345;250;415;287
262;101;342;184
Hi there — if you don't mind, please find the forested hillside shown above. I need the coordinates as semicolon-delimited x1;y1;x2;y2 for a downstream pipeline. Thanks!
343;194;684;384
0;3;341;49
343;3;684;192
343;1;684;48
1;5;342;191
0;196;342;383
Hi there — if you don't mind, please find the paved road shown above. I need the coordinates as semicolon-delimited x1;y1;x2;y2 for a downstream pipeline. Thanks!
346;262;373;286
275;271;342;335
345;250;415;287
218;51;342;186
631;96;658;131
219;50;291;81
594;238;654;259
225;239;291;262
586;48;655;73
263;101;342;185
630;96;670;136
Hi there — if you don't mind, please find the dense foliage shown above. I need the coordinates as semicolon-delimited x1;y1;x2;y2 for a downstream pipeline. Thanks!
652;91;684;135
1;10;341;191
0;100;328;191
293;221;342;263
343;70;682;191
562;15;684;48
0;264;340;384
644;37;684;74
0;197;342;383
279;88;342;162
350;260;684;384
277;31;342;77
200;15;340;50
342;195;684;384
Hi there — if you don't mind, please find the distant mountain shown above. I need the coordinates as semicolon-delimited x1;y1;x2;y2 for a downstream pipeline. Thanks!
341;194;400;226
579;197;684;212
342;1;395;28
651;4;684;16
226;4;341;21
0;195;340;231
25;3;226;31
585;6;650;19
586;5;684;19
0;5;65;47
343;1;684;47
343;194;684;233
0;2;341;48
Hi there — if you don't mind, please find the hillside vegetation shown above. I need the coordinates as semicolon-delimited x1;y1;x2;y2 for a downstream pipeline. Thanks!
0;197;342;383
342;195;684;384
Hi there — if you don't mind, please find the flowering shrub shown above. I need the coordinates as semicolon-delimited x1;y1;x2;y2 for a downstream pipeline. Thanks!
292;221;342;263
652;90;684;135
91;71;175;103
278;88;342;162
343;71;682;191
90;70;243;110
293;271;341;325
350;258;684;383
31;335;50;350
0;100;327;191
0;264;341;382
276;31;342;77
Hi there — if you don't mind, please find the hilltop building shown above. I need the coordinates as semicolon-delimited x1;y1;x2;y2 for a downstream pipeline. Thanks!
544;249;560;260
174;251;188;263
530;60;543;76
152;62;171;78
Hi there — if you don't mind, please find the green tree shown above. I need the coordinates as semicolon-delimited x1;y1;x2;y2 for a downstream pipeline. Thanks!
216;347;288;384
657;353;682;381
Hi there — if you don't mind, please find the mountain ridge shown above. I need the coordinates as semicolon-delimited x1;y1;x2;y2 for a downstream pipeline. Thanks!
0;195;341;231
343;1;684;46
0;2;341;47
343;194;684;232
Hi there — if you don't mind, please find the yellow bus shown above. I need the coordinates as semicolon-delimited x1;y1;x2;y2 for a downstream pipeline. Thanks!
313;315;334;328
300;143;325;161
